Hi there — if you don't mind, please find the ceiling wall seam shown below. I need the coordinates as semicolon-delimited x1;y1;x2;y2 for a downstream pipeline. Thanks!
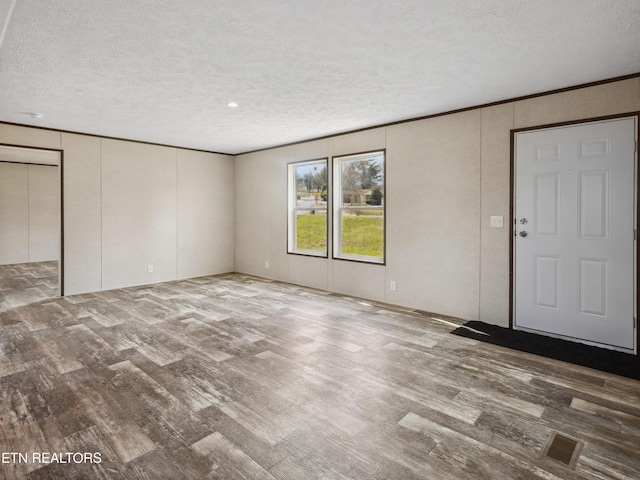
2;73;639;159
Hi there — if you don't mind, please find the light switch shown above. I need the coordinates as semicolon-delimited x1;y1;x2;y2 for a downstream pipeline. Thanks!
490;216;504;228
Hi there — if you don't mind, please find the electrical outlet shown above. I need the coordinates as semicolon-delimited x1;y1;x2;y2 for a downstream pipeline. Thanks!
265;261;270;269
390;280;397;291
490;216;504;228
147;265;154;273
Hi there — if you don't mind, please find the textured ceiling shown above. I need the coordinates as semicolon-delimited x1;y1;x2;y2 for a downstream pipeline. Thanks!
0;0;638;154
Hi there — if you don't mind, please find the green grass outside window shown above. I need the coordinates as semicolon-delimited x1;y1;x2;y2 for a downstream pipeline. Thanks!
296;214;383;258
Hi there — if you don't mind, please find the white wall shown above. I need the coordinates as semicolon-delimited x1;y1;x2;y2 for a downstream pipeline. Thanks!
234;77;640;326
0;162;59;265
1;125;235;294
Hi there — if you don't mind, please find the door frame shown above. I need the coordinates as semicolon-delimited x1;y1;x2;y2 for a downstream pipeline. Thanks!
509;112;640;355
0;142;65;296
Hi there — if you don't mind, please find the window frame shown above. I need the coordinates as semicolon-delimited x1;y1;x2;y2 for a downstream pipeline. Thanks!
332;150;386;264
287;157;329;257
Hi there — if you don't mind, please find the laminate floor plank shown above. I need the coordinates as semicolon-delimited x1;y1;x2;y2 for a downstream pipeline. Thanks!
140;417;212;480
541;405;639;457
399;412;572;480
0;261;56;314
192;431;277;480
576;451;639;480
41;384;94;437
31;328;84;374
0;262;638;479
106;360;213;445
65;368;157;464
268;456;322;480
330;422;446;480
275;427;373;480
59;425;130;480
122;350;233;412
570;397;640;431
124;448;187;480
0;390;41;477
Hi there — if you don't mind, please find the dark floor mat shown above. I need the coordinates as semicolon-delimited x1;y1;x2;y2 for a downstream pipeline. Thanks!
451;321;640;381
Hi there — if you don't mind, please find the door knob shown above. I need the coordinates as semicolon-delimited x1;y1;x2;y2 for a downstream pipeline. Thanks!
519;231;528;237
519;218;528;224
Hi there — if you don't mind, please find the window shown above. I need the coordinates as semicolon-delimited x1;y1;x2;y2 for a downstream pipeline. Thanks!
287;158;328;256
333;151;385;263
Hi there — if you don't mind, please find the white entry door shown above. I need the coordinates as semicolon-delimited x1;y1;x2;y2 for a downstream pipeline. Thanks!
514;117;637;352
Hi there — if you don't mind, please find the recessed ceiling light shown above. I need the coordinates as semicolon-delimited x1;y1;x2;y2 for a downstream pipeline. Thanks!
30;113;44;119
227;102;238;108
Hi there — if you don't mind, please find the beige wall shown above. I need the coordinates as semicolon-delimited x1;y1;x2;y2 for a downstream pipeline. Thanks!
177;149;235;279
61;133;102;294
101;139;178;289
1;126;235;294
0;163;30;264
234;77;640;326
0;162;59;265
28;165;59;262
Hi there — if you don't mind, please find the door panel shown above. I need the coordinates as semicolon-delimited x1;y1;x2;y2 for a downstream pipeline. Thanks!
534;173;561;237
534;255;560;309
514;117;637;352
578;171;608;239
578;257;607;317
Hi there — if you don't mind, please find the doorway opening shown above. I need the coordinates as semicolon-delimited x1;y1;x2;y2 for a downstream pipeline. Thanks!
0;144;63;312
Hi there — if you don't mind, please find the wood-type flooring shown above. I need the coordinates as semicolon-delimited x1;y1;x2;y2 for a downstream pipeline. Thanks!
1;262;639;479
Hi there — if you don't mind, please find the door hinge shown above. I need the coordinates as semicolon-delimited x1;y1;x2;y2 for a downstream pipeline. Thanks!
635;317;637;329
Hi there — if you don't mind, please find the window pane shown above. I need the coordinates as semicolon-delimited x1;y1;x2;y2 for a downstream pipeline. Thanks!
295;163;328;208
334;151;384;263
289;158;328;257
340;154;384;207
296;210;327;252
340;209;384;258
